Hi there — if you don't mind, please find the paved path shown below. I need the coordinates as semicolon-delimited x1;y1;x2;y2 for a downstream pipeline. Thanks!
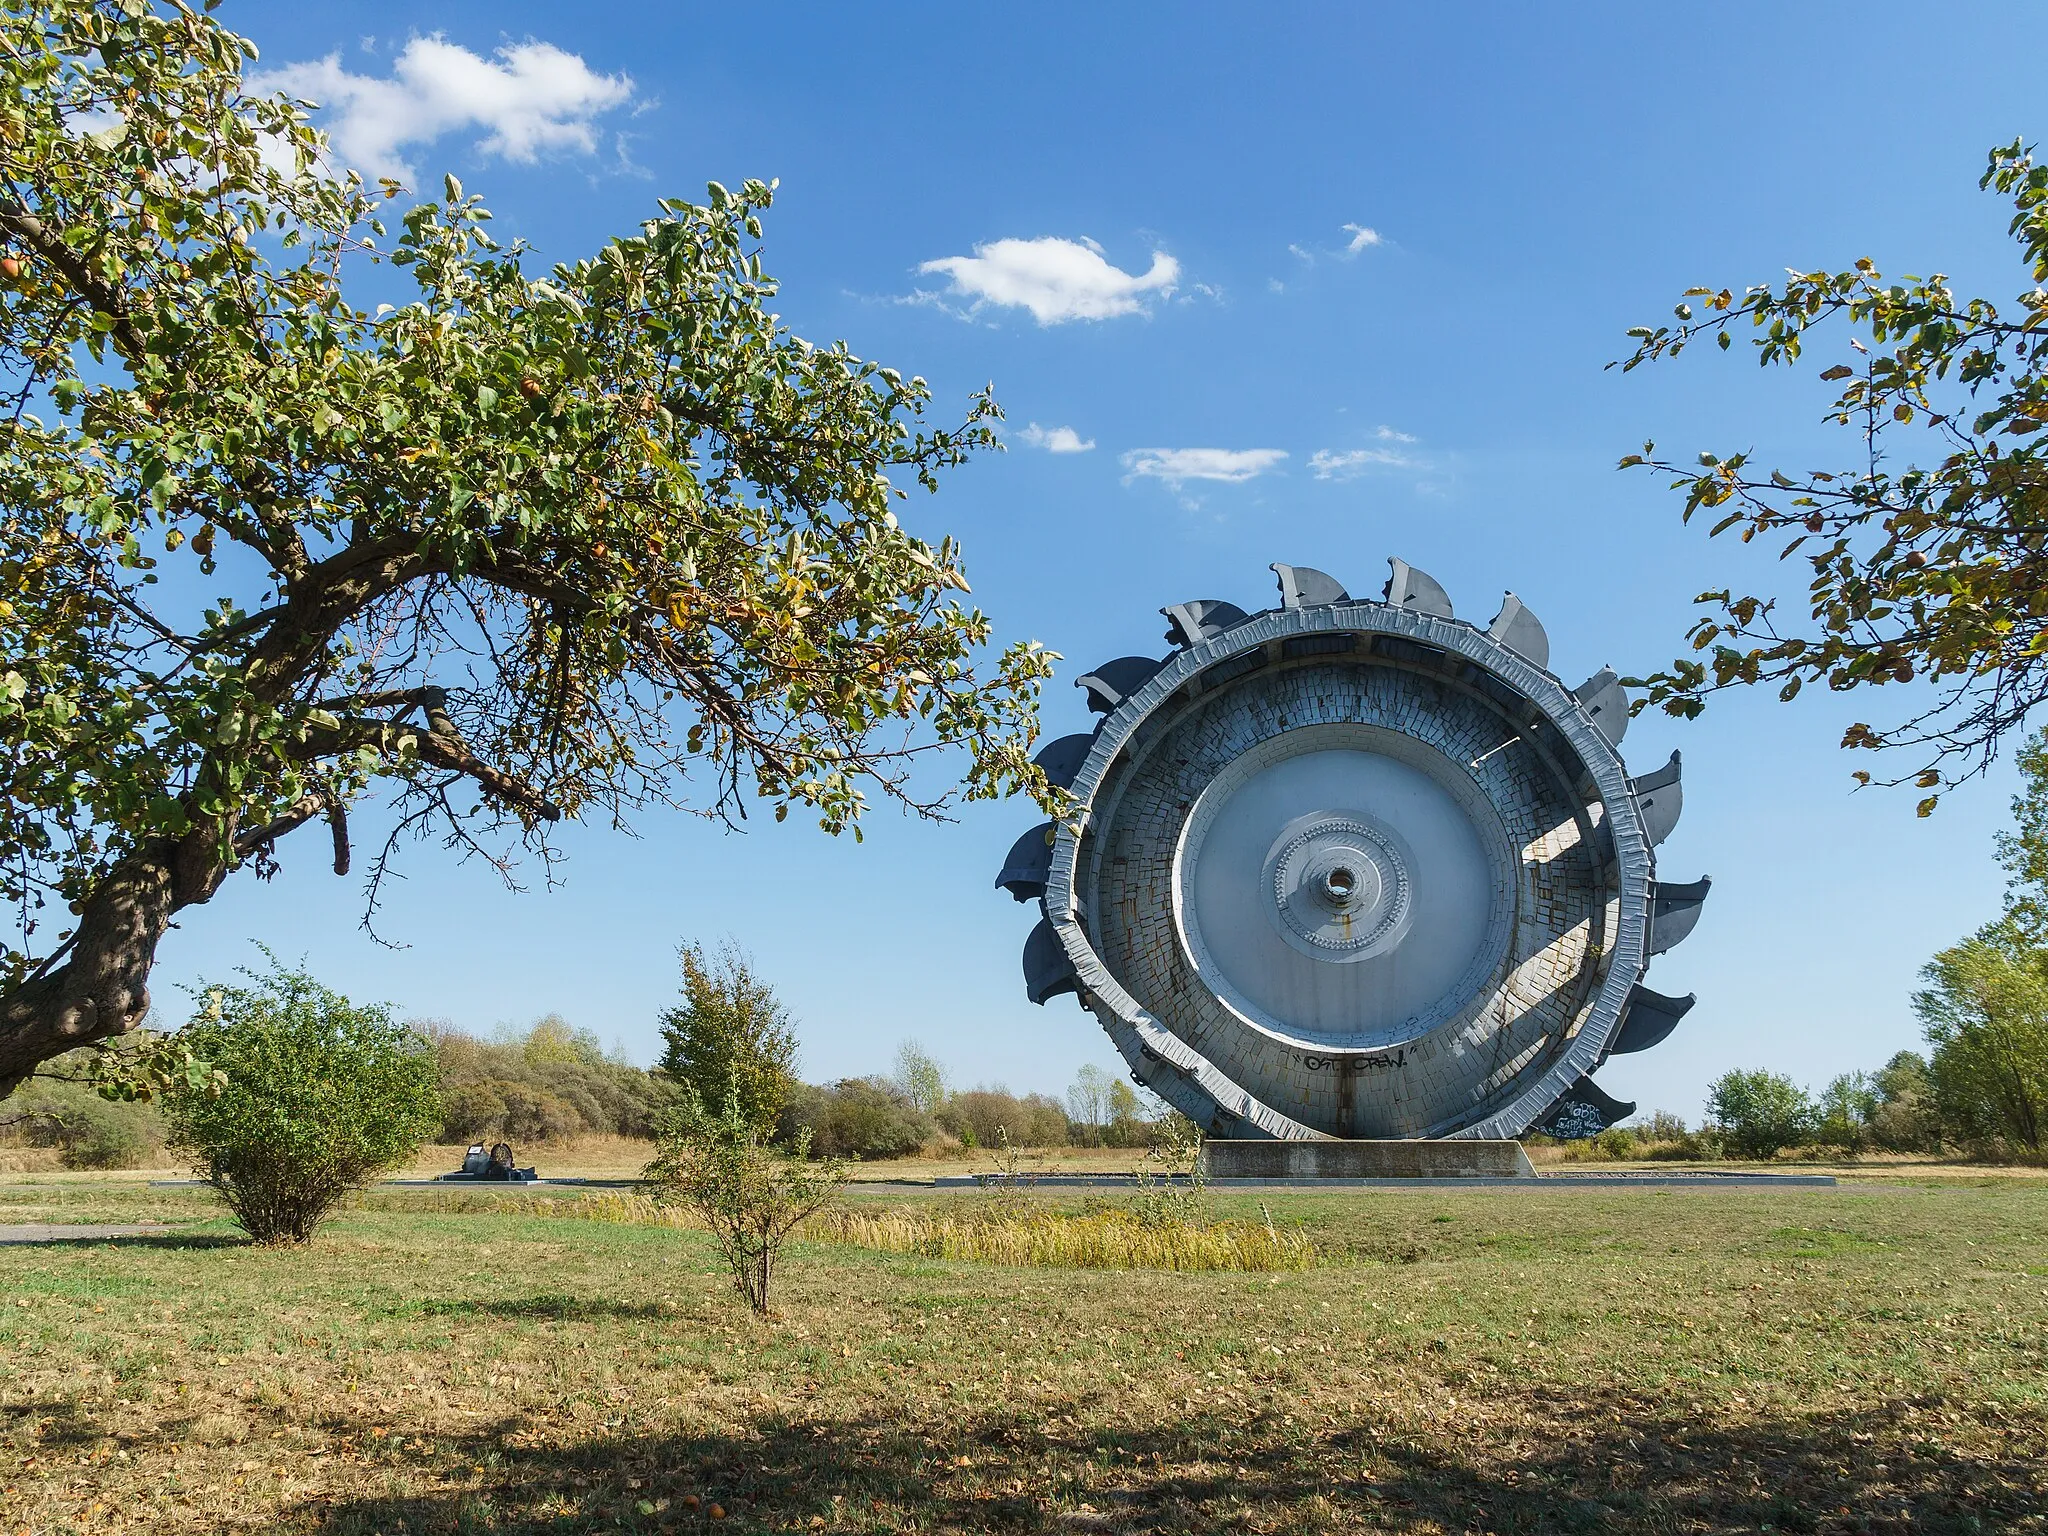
0;1222;169;1244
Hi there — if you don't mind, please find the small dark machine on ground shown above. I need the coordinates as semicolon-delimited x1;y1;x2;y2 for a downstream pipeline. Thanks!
438;1142;539;1183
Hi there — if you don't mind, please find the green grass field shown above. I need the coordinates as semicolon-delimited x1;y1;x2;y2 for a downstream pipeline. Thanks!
3;1175;2046;1534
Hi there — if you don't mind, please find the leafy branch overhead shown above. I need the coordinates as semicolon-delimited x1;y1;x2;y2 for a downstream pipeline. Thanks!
0;0;1063;1094
1615;139;2048;813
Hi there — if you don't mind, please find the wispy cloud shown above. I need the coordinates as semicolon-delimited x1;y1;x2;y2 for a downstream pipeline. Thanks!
1017;422;1095;454
253;35;634;182
1309;448;1411;478
1309;427;1423;478
915;236;1179;324
1122;447;1287;486
1342;223;1383;255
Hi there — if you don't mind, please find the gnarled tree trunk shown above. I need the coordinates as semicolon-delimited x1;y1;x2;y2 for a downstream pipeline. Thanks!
0;827;230;1096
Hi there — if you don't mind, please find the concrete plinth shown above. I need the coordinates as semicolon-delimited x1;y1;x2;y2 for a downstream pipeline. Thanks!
1202;1139;1535;1181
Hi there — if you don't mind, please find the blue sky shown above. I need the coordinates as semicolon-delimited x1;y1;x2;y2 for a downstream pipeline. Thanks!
156;2;2047;1119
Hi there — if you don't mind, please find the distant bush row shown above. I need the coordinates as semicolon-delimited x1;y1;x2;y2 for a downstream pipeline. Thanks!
0;1028;1150;1171
1539;1047;2037;1163
425;1015;676;1143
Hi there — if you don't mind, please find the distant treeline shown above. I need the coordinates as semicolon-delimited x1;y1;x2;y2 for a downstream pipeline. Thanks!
1;1014;1164;1170
422;1016;1126;1158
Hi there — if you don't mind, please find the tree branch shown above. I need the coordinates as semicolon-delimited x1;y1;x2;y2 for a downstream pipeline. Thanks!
0;202;147;366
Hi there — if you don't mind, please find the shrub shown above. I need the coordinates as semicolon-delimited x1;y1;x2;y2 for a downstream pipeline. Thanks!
163;958;442;1244
5;1076;165;1168
1706;1070;1818;1159
439;1080;510;1143
1816;1071;1880;1152
646;1092;846;1314
51;1094;161;1168
493;1082;584;1142
943;1087;1072;1149
784;1077;934;1159
424;1018;675;1143
1866;1050;1941;1152
657;942;798;1135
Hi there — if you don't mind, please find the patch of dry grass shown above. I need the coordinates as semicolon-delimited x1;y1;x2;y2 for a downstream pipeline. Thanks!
540;1190;1315;1272
2;1177;2046;1532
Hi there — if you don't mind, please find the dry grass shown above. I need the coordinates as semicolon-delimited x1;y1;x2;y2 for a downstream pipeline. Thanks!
540;1190;1315;1272
806;1202;1315;1272
2;1174;2046;1533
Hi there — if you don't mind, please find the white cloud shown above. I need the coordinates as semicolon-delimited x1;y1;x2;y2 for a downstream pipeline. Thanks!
1342;223;1383;255
1018;422;1095;454
916;236;1179;324
1309;446;1415;479
1374;424;1417;444
253;35;635;182
1122;447;1287;486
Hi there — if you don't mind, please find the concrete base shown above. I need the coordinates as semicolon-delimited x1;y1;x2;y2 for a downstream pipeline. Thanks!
1202;1138;1536;1181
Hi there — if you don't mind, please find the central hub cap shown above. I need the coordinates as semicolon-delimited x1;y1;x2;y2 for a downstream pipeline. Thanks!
1266;814;1411;960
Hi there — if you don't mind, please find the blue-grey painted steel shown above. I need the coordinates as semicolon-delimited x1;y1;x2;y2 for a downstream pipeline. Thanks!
1486;592;1551;669
1608;984;1697;1056
1383;558;1454;619
1032;732;1096;789
1076;655;1168;713
1572;667;1630;748
1272;563;1350;609
1162;600;1252;648
1535;1077;1638;1139
1003;559;1692;1141
995;823;1055;903
1649;877;1711;955
1631;750;1684;847
1023;917;1080;1005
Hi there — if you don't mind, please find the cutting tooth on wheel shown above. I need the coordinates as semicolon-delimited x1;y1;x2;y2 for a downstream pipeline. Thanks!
1032;732;1096;790
1382;557;1454;619
1271;563;1350;609
1607;984;1697;1056
1162;600;1251;648
1486;592;1551;669
1023;917;1080;1005
1534;1076;1638;1139
1631;750;1684;846
995;822;1055;903
1075;655;1167;713
1649;876;1711;955
1572;666;1630;747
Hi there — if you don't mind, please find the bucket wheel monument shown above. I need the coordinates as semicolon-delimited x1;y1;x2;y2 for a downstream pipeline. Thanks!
993;560;1707;1169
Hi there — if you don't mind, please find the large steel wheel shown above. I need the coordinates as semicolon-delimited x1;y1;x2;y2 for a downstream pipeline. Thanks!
995;560;1708;1141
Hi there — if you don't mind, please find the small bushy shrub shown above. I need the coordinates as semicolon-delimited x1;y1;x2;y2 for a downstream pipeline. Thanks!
939;1087;1072;1149
427;1017;674;1143
164;958;442;1244
646;1092;846;1314
51;1095;161;1168
5;1075;166;1169
783;1077;933;1159
1707;1070;1818;1158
